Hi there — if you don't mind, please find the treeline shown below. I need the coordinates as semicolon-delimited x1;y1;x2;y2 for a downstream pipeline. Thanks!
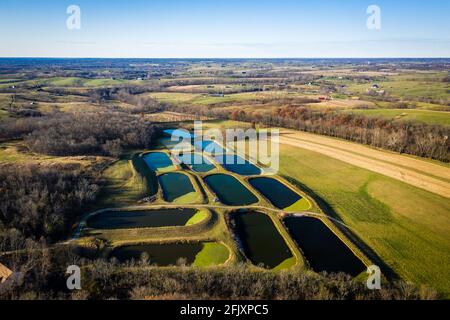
172;104;449;162
109;88;165;114
85;87;165;114
257;107;450;162
0;257;439;300
0;164;98;245
0;112;157;157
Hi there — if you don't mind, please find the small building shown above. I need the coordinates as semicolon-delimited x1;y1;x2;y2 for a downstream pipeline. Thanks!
0;263;12;284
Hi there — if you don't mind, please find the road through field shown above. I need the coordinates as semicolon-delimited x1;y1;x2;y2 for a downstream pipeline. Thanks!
277;130;450;198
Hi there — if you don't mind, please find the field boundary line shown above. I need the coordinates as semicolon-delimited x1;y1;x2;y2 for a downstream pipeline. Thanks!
279;129;450;179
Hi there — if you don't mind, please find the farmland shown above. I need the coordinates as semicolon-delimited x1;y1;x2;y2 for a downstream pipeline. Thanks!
277;142;450;294
0;58;449;300
345;108;450;126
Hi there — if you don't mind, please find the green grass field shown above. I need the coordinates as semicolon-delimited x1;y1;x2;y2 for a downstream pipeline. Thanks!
94;159;148;208
346;72;449;101
278;143;450;295
0;142;36;162
193;242;230;267
0;141;103;169
272;257;297;271
148;91;274;106
0;76;146;89
94;152;158;209
346;109;450;126
186;210;209;226
283;197;312;212
0;109;11;121
171;190;203;204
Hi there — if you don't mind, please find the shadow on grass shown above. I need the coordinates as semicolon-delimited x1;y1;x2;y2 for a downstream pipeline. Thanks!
282;175;400;281
131;152;158;196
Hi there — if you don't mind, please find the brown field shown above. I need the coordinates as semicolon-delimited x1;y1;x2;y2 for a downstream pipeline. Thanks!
277;129;450;198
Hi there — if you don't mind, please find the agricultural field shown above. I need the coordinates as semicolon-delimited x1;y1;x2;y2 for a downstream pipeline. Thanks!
205;120;450;294
345;72;450;101
0;58;449;301
345;108;450;126
277;143;450;294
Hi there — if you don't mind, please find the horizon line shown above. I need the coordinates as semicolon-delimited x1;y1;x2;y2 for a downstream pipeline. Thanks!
0;56;449;60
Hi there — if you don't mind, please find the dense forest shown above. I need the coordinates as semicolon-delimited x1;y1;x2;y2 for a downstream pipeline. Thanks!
0;164;98;246
0;112;157;157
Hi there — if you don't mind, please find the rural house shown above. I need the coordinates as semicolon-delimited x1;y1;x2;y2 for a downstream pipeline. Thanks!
0;263;12;283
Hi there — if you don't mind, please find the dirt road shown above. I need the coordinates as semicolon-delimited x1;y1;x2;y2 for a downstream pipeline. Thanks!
278;130;450;198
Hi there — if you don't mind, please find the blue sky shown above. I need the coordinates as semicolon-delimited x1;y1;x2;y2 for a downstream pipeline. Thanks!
0;0;449;58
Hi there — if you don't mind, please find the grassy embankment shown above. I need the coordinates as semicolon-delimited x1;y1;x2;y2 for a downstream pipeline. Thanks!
193;242;230;267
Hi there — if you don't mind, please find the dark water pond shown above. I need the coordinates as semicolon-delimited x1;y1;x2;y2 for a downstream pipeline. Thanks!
204;174;258;206
159;137;182;149
249;177;300;209
110;243;203;266
143;152;173;172
177;152;215;173
159;172;195;202
86;208;198;229
214;154;261;176
233;211;293;269
284;216;366;276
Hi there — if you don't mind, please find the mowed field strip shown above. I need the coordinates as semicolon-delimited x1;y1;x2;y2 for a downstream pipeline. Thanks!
277;129;450;198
